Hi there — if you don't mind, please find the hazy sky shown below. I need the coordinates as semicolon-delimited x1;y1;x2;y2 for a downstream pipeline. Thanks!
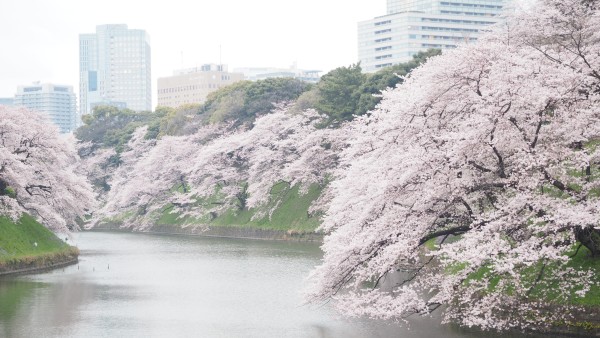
0;0;385;107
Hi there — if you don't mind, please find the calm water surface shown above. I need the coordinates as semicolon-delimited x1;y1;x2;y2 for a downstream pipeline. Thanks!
0;232;542;338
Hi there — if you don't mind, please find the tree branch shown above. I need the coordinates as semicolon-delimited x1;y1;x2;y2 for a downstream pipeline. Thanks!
490;145;506;178
25;184;52;196
541;169;579;195
419;225;471;246
468;160;492;173
531;102;553;149
526;261;546;297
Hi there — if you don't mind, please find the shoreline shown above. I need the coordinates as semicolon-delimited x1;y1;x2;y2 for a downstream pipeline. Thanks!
91;223;324;242
0;257;78;277
0;247;79;277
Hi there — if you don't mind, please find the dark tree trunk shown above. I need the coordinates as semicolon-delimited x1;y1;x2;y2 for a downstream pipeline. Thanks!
179;176;187;193
0;178;7;195
575;227;600;257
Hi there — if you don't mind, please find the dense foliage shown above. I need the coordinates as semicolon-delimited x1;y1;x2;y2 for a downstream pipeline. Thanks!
78;78;312;156
314;64;366;123
200;77;311;125
307;0;600;331
76;105;166;153
303;49;441;125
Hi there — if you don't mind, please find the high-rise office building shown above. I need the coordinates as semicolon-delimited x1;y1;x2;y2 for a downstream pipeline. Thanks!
14;83;77;133
157;64;244;108
358;0;506;72
79;24;151;116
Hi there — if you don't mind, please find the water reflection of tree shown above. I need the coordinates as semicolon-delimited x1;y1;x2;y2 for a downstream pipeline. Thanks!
0;277;96;337
0;280;42;337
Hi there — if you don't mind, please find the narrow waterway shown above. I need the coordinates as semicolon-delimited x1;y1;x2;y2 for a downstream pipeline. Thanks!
0;232;542;338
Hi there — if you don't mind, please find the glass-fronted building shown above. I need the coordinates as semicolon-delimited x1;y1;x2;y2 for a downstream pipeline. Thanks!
14;83;77;133
359;0;506;72
79;24;151;116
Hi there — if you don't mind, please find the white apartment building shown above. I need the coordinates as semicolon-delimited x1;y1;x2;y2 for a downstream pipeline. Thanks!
14;83;77;133
157;64;244;109
79;24;151;116
358;0;506;72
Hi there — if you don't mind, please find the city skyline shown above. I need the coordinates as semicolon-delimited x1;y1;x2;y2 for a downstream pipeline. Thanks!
0;0;385;109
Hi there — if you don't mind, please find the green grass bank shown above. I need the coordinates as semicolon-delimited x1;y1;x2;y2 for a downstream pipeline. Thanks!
98;182;325;241
154;182;323;240
0;214;78;275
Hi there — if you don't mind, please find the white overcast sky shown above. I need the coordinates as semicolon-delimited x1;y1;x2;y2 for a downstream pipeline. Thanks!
0;0;385;108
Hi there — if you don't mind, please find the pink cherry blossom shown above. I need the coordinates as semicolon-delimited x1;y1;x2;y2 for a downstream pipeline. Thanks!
0;106;96;232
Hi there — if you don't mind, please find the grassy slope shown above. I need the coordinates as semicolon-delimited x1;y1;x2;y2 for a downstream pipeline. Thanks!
461;245;600;302
567;247;600;307
529;247;600;331
0;214;78;271
155;182;323;233
458;244;600;331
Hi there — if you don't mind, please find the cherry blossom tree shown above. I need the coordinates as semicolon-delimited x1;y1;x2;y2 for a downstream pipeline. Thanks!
307;0;600;331
77;141;117;198
89;106;343;230
0;106;96;232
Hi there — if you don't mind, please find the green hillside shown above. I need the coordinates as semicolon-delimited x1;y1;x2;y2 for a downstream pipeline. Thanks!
151;182;323;233
0;214;78;274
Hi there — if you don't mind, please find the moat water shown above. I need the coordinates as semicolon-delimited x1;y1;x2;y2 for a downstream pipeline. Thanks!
0;232;542;337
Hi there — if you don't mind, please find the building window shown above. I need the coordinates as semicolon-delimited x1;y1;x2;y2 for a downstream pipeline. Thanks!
375;29;391;35
375;37;392;43
375;46;392;51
